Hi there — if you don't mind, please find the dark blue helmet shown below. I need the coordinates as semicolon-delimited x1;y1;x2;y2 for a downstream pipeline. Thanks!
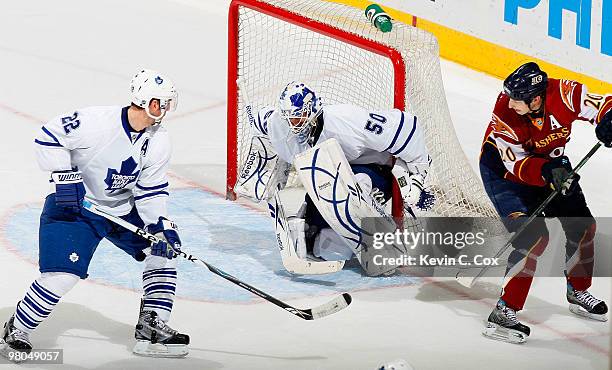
503;62;548;102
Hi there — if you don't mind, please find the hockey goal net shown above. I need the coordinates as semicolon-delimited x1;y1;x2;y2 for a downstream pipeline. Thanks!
227;0;496;218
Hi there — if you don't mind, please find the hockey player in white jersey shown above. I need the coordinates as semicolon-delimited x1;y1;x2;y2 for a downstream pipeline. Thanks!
0;69;189;361
236;81;434;274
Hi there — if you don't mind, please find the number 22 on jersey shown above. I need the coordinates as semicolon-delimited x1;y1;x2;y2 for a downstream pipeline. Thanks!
61;112;81;134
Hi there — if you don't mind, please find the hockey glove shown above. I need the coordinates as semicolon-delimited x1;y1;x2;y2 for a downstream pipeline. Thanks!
147;217;182;259
51;169;85;212
595;110;612;148
391;166;435;211
541;156;580;196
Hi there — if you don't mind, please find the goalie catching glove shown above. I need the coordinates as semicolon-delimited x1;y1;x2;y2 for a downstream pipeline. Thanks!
146;217;182;259
391;162;435;211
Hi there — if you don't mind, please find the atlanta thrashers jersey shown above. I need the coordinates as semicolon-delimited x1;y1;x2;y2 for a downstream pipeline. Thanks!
253;104;430;173
481;79;612;186
34;106;171;225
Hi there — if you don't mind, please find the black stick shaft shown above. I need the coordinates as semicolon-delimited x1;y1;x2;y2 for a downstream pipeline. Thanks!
151;235;318;319
462;142;602;284
84;201;326;320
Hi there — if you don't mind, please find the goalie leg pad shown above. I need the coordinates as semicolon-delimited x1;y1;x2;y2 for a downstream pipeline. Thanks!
352;165;393;201
314;228;354;261
295;139;406;276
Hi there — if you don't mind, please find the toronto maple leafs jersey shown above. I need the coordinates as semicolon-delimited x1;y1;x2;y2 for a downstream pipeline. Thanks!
252;104;429;172
34;106;170;225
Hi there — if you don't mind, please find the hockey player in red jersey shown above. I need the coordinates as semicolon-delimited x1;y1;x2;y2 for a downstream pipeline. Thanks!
479;62;612;343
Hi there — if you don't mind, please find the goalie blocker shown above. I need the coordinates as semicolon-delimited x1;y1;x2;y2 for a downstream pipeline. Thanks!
234;135;290;202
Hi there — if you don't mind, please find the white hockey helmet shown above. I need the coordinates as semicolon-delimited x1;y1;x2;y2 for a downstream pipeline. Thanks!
130;69;178;123
278;81;322;143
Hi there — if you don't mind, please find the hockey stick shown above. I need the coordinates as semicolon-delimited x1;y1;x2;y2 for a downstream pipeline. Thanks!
456;142;602;288
237;78;257;131
82;200;352;320
269;189;346;274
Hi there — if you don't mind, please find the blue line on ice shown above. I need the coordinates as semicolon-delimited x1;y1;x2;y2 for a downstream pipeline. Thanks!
5;188;419;302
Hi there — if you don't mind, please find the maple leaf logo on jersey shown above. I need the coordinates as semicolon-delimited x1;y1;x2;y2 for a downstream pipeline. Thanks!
559;79;578;112
104;157;140;193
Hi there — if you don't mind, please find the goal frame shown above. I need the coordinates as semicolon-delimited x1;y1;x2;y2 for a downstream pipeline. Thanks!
226;0;406;218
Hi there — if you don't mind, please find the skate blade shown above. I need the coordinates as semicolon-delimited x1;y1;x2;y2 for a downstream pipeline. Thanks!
482;322;527;344
0;340;29;363
569;304;608;322
132;340;188;358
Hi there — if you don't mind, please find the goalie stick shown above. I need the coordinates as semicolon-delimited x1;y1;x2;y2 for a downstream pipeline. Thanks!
236;77;257;132
269;188;346;274
456;142;602;288
82;200;352;320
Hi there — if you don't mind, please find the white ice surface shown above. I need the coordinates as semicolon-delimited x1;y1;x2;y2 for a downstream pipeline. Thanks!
0;1;609;369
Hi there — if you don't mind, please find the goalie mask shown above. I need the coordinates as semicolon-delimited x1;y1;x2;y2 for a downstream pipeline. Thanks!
130;69;178;124
278;81;322;144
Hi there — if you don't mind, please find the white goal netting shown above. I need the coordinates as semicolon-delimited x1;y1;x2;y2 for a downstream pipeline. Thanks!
230;0;497;218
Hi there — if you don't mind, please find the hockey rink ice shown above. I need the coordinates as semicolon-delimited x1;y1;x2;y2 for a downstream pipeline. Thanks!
0;0;610;369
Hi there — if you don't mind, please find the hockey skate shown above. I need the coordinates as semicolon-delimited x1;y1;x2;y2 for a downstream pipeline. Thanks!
482;300;530;344
133;303;189;358
567;284;608;322
0;315;32;363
